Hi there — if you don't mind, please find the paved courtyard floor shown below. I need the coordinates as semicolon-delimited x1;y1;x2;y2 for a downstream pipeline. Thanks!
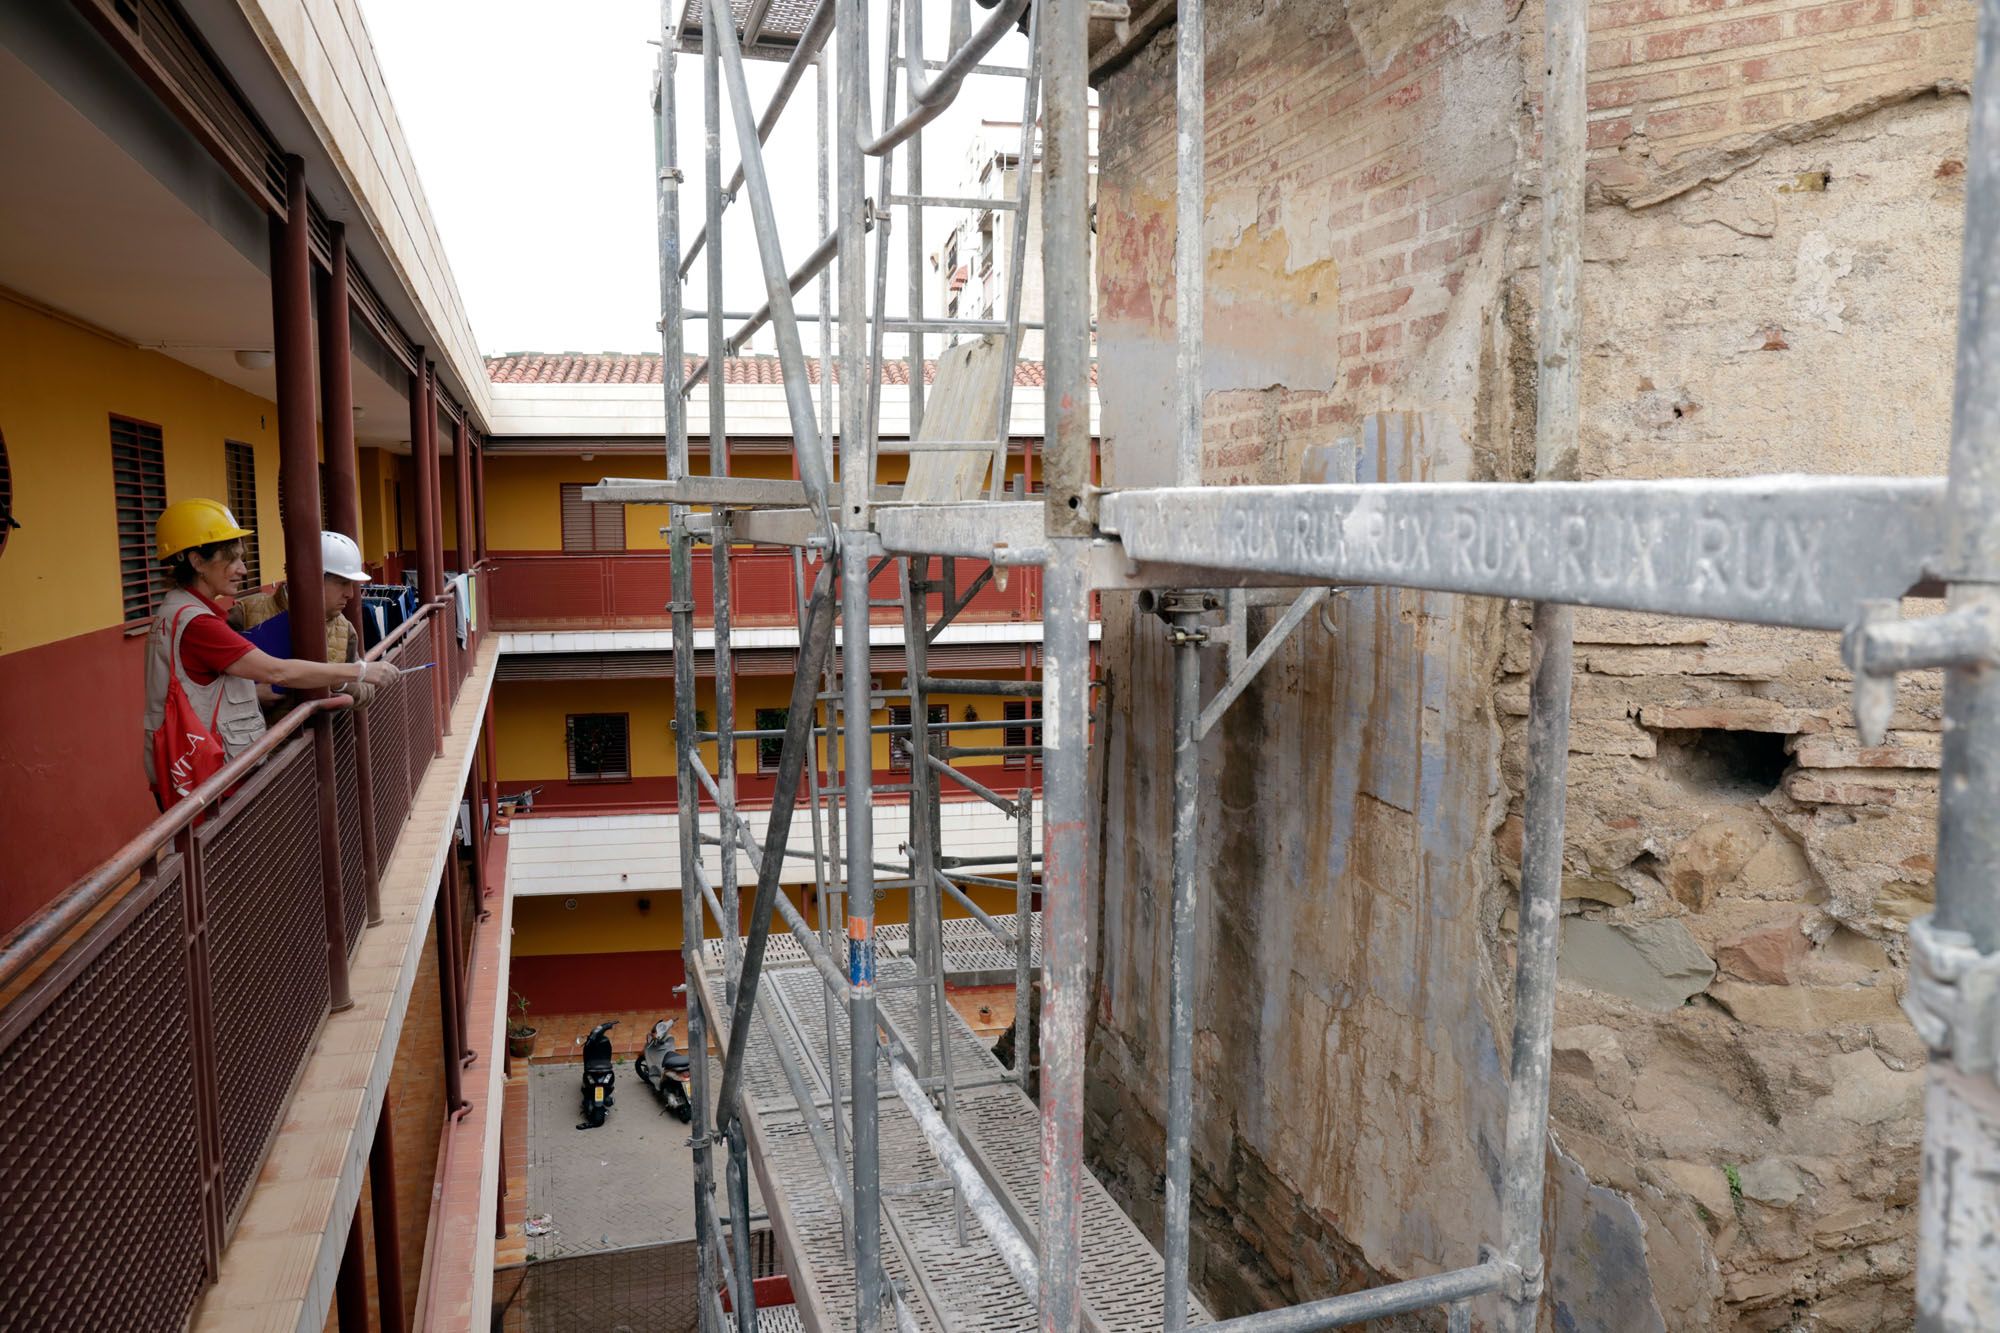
525;1060;765;1260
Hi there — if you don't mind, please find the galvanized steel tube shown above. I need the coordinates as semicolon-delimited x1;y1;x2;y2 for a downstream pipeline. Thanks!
1918;0;2000;1323
836;0;885;1320
1498;0;1585;1313
1162;610;1201;1331
889;1059;1041;1297
1200;1263;1507;1333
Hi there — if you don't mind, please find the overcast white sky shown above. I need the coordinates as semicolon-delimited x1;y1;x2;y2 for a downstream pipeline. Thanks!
358;1;1039;358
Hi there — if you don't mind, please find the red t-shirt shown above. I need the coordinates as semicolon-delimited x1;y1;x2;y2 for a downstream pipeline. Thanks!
172;592;256;686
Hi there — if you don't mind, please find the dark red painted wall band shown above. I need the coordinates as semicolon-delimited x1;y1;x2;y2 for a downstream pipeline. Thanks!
510;949;688;1017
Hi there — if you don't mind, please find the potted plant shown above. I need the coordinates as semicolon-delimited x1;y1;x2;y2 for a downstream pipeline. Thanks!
507;991;537;1060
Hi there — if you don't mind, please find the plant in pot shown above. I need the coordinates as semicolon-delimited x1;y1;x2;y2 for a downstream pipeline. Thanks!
507;991;537;1059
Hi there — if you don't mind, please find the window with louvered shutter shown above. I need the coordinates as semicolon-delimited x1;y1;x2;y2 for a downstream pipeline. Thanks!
889;704;947;772
561;482;624;552
756;707;789;773
566;713;631;781
111;415;168;623
1004;699;1041;770
224;441;261;583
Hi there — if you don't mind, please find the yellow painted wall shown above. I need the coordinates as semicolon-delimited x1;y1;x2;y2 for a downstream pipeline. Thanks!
357;446;400;563
493;671;1027;784
512;886;819;956
483;452;814;553
493;676;719;781
0;297;289;656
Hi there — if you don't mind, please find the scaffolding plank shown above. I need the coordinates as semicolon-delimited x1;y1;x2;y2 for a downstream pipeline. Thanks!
876;501;1047;559
1100;476;1947;630
903;337;1009;503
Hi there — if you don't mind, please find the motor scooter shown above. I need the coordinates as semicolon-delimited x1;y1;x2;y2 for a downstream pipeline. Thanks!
634;1017;693;1123
577;1020;617;1129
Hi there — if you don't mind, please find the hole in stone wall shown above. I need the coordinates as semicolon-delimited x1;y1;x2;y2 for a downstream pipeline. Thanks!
1651;727;1791;797
1628;850;1667;885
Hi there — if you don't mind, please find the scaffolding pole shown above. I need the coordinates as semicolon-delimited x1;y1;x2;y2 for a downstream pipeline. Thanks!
1913;0;2000;1324
656;10;720;1332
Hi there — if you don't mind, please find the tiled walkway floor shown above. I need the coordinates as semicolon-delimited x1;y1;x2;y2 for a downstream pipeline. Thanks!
523;1060;764;1260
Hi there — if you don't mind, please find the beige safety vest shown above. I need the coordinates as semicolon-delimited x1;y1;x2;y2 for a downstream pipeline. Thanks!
142;586;266;786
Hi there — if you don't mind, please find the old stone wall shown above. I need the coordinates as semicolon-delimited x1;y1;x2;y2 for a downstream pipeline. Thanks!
1085;0;1974;1326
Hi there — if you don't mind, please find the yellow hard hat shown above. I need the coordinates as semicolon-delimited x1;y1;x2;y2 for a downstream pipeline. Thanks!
156;498;253;561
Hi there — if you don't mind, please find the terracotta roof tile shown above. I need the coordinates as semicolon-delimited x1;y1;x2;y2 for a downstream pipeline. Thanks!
486;353;1072;388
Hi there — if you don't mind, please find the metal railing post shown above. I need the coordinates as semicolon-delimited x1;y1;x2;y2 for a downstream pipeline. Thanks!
173;830;226;1279
313;715;354;1010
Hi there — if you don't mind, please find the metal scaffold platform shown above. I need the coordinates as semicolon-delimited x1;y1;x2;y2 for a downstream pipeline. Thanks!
627;0;2000;1325
691;929;1211;1332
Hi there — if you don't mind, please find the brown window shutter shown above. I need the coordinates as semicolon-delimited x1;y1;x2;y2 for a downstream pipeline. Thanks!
111;415;168;623
561;483;625;553
225;441;261;583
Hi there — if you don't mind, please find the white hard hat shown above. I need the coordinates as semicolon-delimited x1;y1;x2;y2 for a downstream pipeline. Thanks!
320;530;372;583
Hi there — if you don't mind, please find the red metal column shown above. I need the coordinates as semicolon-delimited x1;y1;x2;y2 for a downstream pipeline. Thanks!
417;366;447;752
472;435;489;565
412;361;441;604
272;154;351;1012
453;415;473;576
369;1095;406;1333
321;223;382;922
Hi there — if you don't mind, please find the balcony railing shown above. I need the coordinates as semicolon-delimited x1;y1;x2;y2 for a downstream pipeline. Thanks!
0;593;484;1331
485;549;1043;630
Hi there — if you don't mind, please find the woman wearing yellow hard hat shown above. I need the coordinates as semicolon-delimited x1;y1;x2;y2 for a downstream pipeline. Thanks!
142;498;404;807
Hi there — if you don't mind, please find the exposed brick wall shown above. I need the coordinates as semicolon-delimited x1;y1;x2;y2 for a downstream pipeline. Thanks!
1551;0;1974;204
1096;0;1518;489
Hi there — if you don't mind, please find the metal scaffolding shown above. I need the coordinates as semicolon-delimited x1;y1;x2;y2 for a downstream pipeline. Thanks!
620;0;2000;1327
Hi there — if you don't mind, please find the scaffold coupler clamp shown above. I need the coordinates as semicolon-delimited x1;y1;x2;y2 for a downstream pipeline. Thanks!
1140;589;1217;641
1903;913;2000;1080
1843;597;2000;746
1485;1245;1541;1306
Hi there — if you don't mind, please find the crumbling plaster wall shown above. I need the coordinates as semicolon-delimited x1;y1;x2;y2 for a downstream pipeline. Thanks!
1084;0;1974;1326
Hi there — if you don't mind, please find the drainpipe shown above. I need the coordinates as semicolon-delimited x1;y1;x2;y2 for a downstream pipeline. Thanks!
272;155;351;1013
435;866;468;1116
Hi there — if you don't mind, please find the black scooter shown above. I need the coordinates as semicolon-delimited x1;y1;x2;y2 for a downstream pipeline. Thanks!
634;1017;693;1122
577;1020;617;1129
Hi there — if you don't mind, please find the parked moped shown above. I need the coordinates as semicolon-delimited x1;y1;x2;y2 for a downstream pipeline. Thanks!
577;1020;617;1129
634;1017;693;1123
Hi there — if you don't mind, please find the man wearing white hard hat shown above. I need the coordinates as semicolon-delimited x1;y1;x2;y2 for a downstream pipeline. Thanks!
230;531;380;706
